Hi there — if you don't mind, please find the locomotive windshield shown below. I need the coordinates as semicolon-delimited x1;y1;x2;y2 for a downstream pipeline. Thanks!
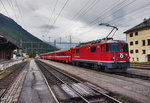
121;44;128;53
106;43;120;52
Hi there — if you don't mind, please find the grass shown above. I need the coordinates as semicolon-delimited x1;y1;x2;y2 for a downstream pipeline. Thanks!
131;62;150;65
0;70;11;79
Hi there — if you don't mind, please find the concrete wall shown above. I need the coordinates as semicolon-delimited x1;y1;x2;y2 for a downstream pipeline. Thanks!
126;28;150;62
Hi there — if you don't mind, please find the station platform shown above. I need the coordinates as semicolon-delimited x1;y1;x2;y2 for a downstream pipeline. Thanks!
0;59;22;71
18;59;56;103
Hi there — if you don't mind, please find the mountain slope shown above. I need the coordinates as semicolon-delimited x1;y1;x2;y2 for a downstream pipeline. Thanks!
0;13;58;54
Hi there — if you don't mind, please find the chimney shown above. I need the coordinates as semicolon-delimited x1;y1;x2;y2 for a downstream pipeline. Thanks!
143;18;147;23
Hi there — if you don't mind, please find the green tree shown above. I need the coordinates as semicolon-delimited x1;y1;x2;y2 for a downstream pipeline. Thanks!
29;50;36;58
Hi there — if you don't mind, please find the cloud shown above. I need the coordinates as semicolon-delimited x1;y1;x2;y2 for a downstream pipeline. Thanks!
1;0;150;44
39;24;58;30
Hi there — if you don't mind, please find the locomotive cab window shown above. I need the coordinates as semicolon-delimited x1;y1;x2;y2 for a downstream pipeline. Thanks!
76;49;80;54
121;44;128;53
106;43;120;52
91;46;96;52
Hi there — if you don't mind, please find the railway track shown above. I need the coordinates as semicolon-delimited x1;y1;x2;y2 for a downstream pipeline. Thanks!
36;60;122;103
114;72;150;81
0;61;28;99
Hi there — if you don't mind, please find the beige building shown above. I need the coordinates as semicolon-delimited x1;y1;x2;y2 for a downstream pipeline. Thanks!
124;18;150;62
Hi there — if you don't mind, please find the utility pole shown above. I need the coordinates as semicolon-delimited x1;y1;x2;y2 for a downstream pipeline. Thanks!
42;35;45;41
60;37;61;44
20;39;22;48
54;39;56;48
70;35;72;48
48;37;51;44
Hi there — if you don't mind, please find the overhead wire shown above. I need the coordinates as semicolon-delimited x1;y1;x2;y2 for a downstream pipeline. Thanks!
44;0;59;36
88;0;129;24
76;0;137;37
90;0;136;25
71;0;91;20
14;0;25;26
107;2;150;24
6;0;20;23
72;0;99;21
0;0;10;17
46;0;70;35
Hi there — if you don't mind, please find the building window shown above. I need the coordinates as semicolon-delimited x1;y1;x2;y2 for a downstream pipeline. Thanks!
91;46;96;52
137;58;139;61
142;50;146;54
130;50;133;54
135;41;138;44
130;41;133;46
130;33;133;37
148;39;150;45
135;49;139;53
76;49;79;54
135;32;138;36
142;40;145;46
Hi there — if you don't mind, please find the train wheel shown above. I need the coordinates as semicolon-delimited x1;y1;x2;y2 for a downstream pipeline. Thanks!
94;64;99;70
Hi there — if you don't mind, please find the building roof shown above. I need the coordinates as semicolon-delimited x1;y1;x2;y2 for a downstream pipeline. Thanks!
124;18;150;33
0;34;19;49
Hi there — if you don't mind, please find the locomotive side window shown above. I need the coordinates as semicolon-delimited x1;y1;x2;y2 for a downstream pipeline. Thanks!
101;45;104;52
106;44;111;52
91;46;96;52
76;49;80;54
121;44;128;53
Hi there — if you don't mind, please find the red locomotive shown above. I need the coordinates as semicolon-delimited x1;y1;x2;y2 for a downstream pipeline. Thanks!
40;24;130;72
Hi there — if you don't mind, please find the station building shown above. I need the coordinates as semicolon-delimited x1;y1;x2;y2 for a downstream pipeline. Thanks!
124;18;150;62
0;34;19;60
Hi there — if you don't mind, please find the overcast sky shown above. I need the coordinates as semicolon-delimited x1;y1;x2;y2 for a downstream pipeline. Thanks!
0;0;150;43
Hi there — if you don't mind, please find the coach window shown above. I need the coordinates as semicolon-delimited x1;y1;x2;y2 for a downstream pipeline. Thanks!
91;46;96;53
76;49;79;54
101;45;104;53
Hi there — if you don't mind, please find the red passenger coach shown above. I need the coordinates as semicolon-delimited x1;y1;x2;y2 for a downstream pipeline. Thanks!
54;50;72;62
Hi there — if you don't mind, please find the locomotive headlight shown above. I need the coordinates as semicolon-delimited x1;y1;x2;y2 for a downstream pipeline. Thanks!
112;57;115;60
127;57;130;59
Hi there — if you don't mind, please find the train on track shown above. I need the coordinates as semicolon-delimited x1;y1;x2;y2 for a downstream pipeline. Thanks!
40;24;130;72
40;38;130;72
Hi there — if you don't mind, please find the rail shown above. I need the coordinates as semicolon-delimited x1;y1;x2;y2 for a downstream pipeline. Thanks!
36;60;122;103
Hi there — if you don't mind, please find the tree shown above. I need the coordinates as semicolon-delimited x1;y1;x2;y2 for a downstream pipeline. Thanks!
29;49;36;58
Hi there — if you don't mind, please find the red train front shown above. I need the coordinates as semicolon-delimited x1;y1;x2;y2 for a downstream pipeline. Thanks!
40;39;130;72
71;39;130;72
